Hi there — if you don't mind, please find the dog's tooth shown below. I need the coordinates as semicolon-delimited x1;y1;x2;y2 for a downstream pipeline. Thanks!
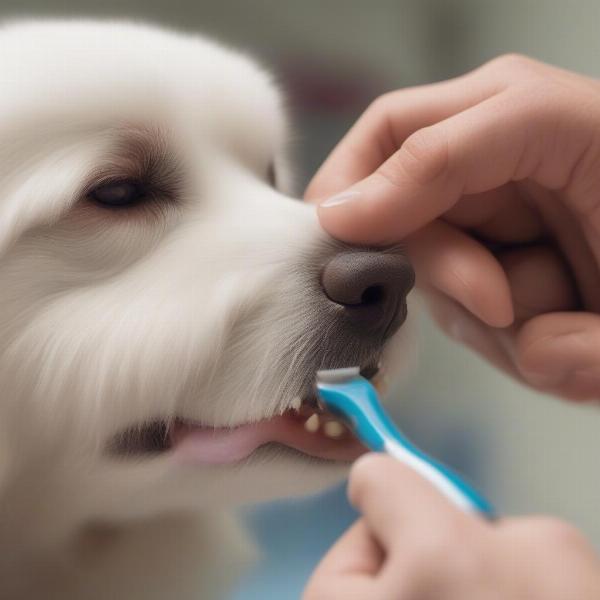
290;396;302;411
323;420;345;439
304;413;320;433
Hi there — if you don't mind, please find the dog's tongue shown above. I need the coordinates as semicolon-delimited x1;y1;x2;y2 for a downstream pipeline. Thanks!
169;414;365;465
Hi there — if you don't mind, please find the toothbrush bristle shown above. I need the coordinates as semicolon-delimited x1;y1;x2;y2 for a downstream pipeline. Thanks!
316;366;361;384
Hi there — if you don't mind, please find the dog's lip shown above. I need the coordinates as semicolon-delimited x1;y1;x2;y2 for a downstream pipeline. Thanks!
109;366;383;463
168;408;366;465
168;366;383;465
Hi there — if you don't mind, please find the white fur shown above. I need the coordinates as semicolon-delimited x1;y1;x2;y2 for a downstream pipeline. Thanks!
0;20;410;599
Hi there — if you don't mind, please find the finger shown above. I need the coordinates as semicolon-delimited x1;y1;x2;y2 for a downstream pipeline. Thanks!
348;454;470;552
303;521;384;600
424;291;521;380
305;74;504;202
444;184;545;243
516;312;600;400
497;245;580;321
408;220;514;327
522;181;600;314
494;516;599;597
310;520;384;578
317;88;592;245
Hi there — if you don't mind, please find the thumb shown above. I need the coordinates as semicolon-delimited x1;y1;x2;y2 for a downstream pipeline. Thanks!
348;453;466;551
313;118;461;246
316;154;457;246
516;312;600;402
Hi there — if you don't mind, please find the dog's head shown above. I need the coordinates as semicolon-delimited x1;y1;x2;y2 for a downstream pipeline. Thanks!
0;20;415;527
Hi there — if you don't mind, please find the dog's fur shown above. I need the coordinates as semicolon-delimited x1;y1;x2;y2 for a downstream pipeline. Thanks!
0;20;411;599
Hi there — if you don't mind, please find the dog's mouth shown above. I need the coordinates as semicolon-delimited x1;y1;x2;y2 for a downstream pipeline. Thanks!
110;367;384;465
169;390;371;464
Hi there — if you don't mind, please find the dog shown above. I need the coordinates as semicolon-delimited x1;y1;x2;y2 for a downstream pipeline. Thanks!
0;20;415;599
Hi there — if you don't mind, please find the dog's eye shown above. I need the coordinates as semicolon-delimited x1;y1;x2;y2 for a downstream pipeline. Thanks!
88;181;145;208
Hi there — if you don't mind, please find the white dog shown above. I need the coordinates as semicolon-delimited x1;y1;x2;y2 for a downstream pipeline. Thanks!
0;20;415;599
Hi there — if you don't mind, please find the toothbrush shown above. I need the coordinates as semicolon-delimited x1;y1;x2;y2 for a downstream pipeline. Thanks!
316;367;495;519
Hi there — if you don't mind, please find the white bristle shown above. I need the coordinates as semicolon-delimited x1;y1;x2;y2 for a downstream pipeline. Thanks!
316;366;361;384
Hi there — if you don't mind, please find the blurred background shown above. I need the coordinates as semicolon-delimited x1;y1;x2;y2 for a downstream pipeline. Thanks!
4;1;600;597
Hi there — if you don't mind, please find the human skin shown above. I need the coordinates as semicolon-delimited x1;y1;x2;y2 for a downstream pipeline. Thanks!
304;55;600;598
306;54;600;402
303;454;600;600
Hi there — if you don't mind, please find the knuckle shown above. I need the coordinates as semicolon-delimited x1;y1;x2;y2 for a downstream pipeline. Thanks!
361;93;395;128
368;91;397;115
501;83;564;134
385;126;450;185
533;517;587;548
484;52;539;74
498;52;536;68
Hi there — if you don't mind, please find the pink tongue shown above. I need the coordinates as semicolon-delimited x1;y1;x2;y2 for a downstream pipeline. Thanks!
171;417;288;464
169;415;365;465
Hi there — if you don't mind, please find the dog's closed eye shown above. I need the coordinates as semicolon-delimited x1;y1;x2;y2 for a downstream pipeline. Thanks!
88;180;147;209
82;127;184;216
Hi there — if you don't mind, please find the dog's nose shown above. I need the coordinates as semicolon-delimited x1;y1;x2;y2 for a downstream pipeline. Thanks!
321;252;415;338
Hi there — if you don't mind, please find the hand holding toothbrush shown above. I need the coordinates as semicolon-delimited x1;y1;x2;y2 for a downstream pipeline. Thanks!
305;54;600;598
304;454;600;600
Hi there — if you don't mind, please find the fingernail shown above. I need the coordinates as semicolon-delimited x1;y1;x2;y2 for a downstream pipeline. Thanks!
320;190;362;208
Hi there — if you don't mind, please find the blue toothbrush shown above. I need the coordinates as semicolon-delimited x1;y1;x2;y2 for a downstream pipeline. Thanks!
316;367;495;518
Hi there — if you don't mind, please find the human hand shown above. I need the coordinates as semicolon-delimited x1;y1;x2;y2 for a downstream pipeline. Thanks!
306;55;600;401
303;454;600;600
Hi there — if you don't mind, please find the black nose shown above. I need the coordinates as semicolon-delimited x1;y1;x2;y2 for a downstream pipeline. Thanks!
321;251;415;339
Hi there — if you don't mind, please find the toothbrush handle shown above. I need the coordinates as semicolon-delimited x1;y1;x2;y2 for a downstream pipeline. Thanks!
362;393;495;518
384;439;495;518
319;379;495;519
